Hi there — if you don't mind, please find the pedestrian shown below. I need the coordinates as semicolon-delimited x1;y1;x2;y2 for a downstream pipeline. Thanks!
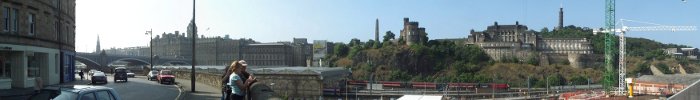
237;60;256;100
79;70;85;80
228;61;247;100
221;61;239;100
34;77;43;93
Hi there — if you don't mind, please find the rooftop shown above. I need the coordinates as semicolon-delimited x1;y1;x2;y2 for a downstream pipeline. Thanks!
249;67;350;80
636;74;700;85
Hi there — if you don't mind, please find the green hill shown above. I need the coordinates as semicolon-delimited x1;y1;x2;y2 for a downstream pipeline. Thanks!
326;26;698;87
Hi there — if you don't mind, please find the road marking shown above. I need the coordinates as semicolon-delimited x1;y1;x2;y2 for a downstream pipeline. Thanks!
175;83;183;100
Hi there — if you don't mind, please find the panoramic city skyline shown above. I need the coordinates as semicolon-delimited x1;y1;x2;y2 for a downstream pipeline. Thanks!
75;0;700;52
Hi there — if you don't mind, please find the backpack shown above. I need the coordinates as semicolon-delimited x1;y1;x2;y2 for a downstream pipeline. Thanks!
222;70;233;98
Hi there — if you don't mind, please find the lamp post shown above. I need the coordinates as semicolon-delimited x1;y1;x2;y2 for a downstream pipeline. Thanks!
188;0;197;92
146;29;153;70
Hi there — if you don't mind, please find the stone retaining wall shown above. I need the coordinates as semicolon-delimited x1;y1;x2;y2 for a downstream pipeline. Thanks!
172;70;224;88
172;70;321;99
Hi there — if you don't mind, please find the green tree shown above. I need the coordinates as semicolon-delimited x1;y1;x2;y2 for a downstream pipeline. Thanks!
526;53;540;65
421;32;429;44
398;37;405;45
348;46;362;58
366;40;376;49
655;63;673;74
383;31;395;42
632;62;651;75
333;43;349;57
349;38;361;47
569;75;588;85
540;27;549;34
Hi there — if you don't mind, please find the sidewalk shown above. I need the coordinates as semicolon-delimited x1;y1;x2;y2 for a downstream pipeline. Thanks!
175;78;222;100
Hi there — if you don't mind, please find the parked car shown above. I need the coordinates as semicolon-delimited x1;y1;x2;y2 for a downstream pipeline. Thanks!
113;67;128;82
126;70;135;77
28;85;122;100
157;70;175;84
91;72;108;84
147;70;159;81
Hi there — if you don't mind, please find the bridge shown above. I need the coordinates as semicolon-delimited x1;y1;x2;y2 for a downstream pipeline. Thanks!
75;52;191;70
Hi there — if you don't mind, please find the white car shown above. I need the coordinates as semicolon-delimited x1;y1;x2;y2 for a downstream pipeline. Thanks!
147;70;159;81
126;70;135;77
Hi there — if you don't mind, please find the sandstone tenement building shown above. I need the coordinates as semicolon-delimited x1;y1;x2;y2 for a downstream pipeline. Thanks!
0;0;77;89
242;38;312;67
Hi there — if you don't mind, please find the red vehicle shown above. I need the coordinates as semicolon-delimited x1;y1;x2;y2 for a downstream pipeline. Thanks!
490;83;510;89
157;70;175;84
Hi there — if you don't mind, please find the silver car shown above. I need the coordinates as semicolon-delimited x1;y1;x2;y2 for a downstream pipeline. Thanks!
29;85;122;100
126;70;136;77
147;70;159;81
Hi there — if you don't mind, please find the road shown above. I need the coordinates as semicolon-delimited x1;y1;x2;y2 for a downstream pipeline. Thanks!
87;74;181;100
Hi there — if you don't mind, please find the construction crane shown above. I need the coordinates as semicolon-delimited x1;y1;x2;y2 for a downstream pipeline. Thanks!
600;0;694;96
601;0;616;95
594;19;697;96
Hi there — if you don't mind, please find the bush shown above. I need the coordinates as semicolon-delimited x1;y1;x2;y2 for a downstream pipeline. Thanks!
655;63;673;74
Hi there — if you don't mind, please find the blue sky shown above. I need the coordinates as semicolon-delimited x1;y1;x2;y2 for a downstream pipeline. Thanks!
75;0;700;52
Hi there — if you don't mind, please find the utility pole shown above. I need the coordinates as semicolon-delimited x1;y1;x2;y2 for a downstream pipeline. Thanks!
146;29;153;70
189;0;197;92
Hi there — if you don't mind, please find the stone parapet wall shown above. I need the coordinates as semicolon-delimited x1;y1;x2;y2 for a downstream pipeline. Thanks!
254;74;322;99
171;70;318;99
172;70;224;88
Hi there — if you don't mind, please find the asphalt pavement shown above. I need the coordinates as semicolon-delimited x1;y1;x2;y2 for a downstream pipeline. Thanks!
175;78;222;100
97;75;182;100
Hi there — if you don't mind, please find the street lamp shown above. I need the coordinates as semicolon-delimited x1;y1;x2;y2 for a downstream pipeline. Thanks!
146;29;153;70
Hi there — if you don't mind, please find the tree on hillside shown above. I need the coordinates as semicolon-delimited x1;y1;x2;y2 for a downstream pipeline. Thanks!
540;27;549;34
349;38;361;47
366;40;376;49
383;31;395;42
333;43;349;57
398;37;406;45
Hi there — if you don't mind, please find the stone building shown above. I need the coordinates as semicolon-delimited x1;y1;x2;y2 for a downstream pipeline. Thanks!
312;40;333;67
248;67;350;99
152;31;193;59
466;22;593;67
291;38;312;66
400;18;427;45
242;43;292;66
665;48;699;60
466;22;538;61
104;46;149;56
537;38;593;54
0;0;76;89
152;31;255;65
242;38;312;67
194;36;252;65
104;31;255;66
101;34;314;66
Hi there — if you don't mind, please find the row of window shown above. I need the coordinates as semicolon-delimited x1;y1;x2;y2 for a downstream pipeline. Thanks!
248;60;287;66
3;7;35;35
3;5;72;41
3;7;18;33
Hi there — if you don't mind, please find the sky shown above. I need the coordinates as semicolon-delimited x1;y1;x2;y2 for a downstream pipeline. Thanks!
75;0;700;52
